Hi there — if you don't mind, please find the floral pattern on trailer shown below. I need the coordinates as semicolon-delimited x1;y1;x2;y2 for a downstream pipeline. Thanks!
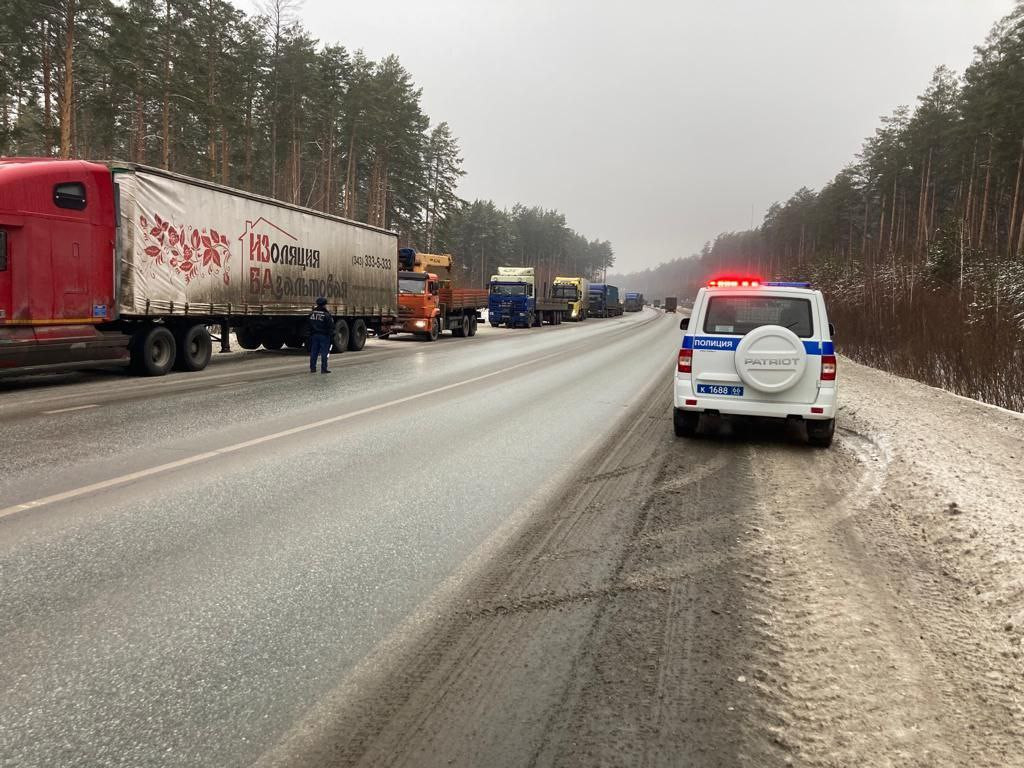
139;213;232;286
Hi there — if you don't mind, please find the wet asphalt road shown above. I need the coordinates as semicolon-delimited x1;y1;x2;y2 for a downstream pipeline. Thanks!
0;309;680;768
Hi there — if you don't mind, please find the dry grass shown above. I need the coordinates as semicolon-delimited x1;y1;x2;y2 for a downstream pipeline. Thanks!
827;281;1024;413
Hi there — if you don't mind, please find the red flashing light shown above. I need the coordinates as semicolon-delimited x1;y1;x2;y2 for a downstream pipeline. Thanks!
678;348;692;373
707;277;761;288
821;354;837;381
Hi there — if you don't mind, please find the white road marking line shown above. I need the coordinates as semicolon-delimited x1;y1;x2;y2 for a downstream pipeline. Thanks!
0;352;561;520
41;404;99;415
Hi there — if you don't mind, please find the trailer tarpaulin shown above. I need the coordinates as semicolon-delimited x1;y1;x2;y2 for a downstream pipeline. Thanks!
115;165;398;317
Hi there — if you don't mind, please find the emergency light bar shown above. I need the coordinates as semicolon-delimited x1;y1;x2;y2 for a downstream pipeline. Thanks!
763;281;812;288
706;278;760;288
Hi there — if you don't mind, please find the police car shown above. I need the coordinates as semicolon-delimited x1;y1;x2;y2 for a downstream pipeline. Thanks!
673;278;837;447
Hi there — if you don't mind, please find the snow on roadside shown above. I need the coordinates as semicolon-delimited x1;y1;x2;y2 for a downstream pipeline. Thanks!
839;358;1024;638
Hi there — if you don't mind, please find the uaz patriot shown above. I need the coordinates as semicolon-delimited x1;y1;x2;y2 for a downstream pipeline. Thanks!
673;278;837;447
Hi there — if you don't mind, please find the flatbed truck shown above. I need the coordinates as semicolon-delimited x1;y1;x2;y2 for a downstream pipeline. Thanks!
390;248;487;340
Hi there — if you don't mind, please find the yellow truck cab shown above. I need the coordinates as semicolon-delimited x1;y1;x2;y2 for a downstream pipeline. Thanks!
552;276;590;321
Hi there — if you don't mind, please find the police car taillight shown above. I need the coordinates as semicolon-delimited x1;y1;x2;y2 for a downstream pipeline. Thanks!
821;354;837;381
678;348;692;373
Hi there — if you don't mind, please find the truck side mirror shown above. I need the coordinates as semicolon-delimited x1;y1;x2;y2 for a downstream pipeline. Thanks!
679;317;689;331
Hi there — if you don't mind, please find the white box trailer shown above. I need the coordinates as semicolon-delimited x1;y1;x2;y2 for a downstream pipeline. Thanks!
113;164;398;361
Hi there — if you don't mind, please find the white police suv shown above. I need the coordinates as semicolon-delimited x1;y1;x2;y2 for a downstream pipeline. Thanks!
673;278;837;447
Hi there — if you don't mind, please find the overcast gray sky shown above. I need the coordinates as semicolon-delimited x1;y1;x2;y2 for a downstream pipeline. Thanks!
238;0;1013;273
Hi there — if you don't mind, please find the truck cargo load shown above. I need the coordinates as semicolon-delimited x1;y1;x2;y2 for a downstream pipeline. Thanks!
116;166;397;318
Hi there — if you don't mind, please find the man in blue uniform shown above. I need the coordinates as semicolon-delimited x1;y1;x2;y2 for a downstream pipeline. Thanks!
308;297;335;374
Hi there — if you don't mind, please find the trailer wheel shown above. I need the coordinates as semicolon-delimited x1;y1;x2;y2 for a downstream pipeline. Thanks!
173;324;212;372
347;319;367;351
467;315;478;336
236;327;261;350
131;325;176;376
332;319;350;353
261;330;285;351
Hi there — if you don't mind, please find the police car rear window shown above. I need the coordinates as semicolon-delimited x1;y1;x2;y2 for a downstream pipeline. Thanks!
703;296;813;338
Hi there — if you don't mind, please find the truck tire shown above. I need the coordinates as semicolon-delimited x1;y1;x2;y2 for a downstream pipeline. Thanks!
453;315;468;338
467;315;478;336
236;327;261;350
347;318;367;351
673;409;700;438
426;317;440;341
260;330;285;351
490;321;499;328
173;324;212;372
131;325;176;376
332;319;350;353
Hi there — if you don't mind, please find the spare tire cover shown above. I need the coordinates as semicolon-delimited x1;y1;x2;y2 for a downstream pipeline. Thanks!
734;325;807;393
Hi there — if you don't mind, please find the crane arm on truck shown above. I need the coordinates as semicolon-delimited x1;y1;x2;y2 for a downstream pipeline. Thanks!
398;248;455;277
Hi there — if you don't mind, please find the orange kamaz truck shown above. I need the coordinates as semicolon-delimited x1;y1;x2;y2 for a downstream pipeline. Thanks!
389;248;488;341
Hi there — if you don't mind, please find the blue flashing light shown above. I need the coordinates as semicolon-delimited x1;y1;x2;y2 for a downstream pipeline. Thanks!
763;281;812;288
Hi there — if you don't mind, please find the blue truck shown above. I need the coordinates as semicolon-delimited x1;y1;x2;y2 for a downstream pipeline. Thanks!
624;291;644;312
588;284;623;318
488;267;569;328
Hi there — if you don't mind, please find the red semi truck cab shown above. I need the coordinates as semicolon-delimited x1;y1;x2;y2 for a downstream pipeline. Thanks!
0;158;126;370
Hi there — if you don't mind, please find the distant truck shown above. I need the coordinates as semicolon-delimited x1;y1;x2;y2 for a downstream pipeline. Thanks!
588;283;623;318
624;291;644;312
390;248;487;341
664;296;678;313
552;276;589;321
488;267;568;328
0;158;398;376
653;299;662;308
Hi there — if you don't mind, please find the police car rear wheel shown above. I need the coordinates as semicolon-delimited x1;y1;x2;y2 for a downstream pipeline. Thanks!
673;408;700;438
347;319;367;351
806;418;835;448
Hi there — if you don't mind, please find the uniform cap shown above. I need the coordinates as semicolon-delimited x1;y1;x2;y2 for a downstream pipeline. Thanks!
315;297;328;306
